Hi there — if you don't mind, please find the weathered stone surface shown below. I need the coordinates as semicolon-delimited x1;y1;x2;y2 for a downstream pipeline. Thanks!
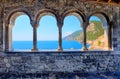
0;0;120;78
0;52;119;78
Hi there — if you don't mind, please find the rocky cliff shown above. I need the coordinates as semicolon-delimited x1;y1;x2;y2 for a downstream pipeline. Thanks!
63;21;105;49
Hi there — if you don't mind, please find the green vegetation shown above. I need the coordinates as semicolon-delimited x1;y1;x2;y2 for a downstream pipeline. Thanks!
63;20;104;43
63;30;83;41
87;20;104;41
98;40;101;46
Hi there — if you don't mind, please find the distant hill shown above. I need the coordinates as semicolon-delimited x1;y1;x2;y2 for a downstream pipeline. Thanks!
63;20;104;44
63;30;83;42
87;21;104;41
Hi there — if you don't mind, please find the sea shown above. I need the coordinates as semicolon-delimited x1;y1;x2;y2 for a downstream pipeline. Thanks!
12;41;90;51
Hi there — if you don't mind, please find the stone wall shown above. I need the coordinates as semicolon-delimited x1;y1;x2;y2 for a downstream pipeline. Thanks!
0;0;120;79
0;6;3;52
111;6;120;52
0;51;120;79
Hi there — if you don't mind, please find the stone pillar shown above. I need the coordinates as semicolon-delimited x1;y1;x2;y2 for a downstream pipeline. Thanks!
82;22;88;50
103;21;113;50
5;23;14;51
3;23;5;51
5;23;9;52
108;22;112;50
8;23;13;51
31;21;38;52
0;8;3;52
57;23;63;51
108;26;112;49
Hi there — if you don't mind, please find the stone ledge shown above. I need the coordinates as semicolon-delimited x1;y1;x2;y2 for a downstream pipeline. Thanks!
4;51;113;55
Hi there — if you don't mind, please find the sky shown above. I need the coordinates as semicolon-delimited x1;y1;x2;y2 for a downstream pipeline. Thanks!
12;15;100;41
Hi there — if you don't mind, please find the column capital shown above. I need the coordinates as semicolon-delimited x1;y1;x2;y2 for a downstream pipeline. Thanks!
6;20;10;25
82;22;89;30
5;21;11;28
9;23;15;28
31;20;38;28
108;21;113;28
83;21;89;26
57;22;63;28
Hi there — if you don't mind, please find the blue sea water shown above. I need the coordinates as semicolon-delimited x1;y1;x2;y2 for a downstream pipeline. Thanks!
13;41;90;50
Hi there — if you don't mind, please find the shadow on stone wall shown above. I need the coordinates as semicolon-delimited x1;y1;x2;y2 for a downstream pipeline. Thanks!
0;72;120;79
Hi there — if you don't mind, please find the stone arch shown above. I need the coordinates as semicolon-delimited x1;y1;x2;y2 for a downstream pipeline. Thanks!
32;9;59;51
88;12;110;29
7;8;32;25
5;8;32;51
34;9;58;27
88;12;112;50
62;9;85;27
62;9;86;50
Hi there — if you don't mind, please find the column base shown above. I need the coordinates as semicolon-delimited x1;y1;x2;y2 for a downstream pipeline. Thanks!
82;47;88;51
8;48;13;52
31;48;38;52
58;47;63;51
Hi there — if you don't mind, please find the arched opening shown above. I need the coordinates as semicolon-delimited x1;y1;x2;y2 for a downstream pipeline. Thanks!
63;15;87;50
37;15;58;51
87;15;112;50
8;12;32;51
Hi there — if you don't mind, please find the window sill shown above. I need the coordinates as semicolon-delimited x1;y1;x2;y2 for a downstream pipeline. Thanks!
4;50;113;55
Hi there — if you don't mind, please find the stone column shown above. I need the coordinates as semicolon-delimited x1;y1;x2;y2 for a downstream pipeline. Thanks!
3;23;5;51
31;22;38;52
57;23;63;51
8;23;13;51
5;23;9;52
108;22;112;50
108;26;112;49
82;22;88;50
0;8;3;52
